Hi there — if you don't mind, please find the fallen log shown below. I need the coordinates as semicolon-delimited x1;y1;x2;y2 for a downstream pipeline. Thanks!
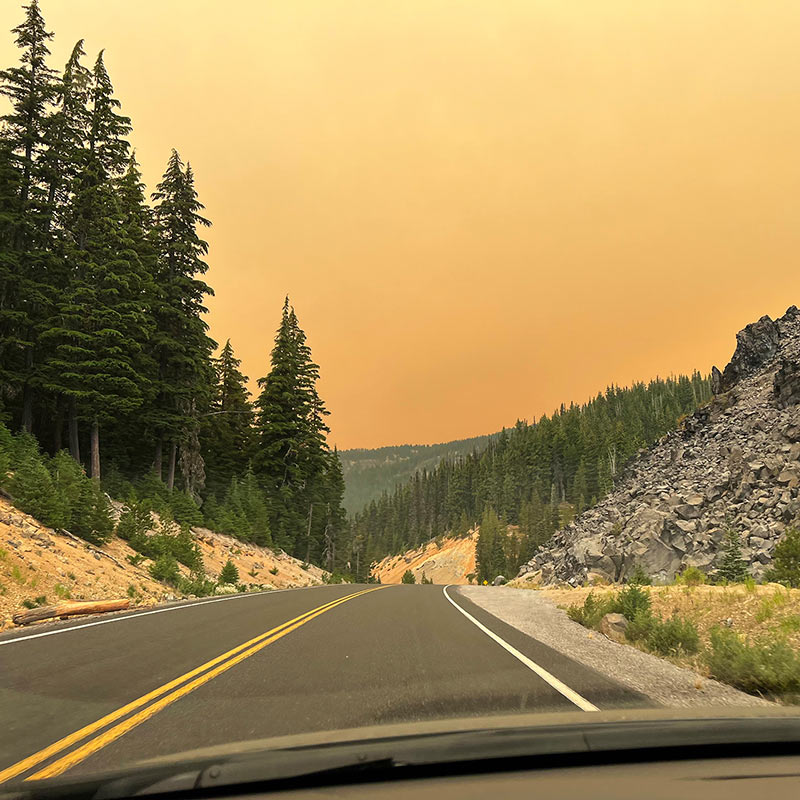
12;598;130;626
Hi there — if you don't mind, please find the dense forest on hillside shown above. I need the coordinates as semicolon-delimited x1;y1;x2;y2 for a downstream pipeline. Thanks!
0;2;345;569
342;374;712;582
339;434;493;513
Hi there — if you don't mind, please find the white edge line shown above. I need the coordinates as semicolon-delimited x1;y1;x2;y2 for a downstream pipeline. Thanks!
442;585;599;712
0;585;333;646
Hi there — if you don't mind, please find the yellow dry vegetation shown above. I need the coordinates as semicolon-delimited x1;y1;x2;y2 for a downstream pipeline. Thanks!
534;583;800;658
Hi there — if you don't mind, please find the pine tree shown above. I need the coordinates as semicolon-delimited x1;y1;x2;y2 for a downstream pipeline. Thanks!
0;0;56;208
219;559;239;585
150;150;215;490
253;298;334;554
766;527;800;588
39;39;91;230
0;0;58;431
717;526;749;582
203;340;254;492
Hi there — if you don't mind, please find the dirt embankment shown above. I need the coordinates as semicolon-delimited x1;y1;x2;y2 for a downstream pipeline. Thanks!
372;532;477;584
0;498;326;630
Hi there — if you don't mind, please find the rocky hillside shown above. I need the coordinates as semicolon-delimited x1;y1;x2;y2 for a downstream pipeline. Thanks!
518;306;800;585
372;532;478;584
0;497;327;630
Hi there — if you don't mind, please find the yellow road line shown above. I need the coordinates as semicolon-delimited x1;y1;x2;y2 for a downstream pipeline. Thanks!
0;587;381;785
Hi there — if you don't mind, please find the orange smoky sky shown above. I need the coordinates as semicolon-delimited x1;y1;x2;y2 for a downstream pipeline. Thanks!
3;1;800;449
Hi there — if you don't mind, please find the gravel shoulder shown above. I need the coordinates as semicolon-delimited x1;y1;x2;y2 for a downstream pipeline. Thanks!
457;585;774;708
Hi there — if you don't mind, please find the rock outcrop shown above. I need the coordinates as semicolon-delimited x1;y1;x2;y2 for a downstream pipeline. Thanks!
517;305;800;585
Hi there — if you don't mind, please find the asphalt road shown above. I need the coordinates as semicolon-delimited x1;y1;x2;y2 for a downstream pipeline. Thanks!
0;584;649;784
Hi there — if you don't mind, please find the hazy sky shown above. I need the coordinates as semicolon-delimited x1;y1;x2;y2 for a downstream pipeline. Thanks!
2;1;799;448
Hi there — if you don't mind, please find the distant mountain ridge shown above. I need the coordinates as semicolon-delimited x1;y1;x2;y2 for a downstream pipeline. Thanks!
339;435;495;513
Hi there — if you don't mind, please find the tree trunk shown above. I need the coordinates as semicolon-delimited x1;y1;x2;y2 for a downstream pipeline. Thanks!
90;416;100;481
153;436;163;480
305;504;314;563
68;398;80;463
13;599;129;626
53;402;63;453
21;383;33;433
166;441;177;491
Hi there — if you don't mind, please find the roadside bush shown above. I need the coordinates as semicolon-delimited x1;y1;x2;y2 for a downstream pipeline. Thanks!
676;566;705;586
645;616;700;657
149;554;181;586
179;568;216;597
705;626;800;696
566;591;618;629
219;559;239;585
616;584;651;621
765;527;800;588
628;563;652;585
401;569;416;584
626;608;656;642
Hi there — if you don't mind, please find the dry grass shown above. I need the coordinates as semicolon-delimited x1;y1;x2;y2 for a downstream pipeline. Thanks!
531;583;800;675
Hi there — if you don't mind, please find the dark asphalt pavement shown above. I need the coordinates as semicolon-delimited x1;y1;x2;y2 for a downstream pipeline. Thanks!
0;584;649;783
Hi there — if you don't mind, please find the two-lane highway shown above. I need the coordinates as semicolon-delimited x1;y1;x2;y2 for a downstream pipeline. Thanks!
0;584;649;784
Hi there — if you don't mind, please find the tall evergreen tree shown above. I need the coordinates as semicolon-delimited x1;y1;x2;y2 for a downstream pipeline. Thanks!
253;298;334;554
203;340;254;493
150;149;215;489
0;0;58;431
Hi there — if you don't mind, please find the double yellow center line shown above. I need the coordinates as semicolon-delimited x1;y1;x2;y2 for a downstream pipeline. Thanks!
0;587;383;785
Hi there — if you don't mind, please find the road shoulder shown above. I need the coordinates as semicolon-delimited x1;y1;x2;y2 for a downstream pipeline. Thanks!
457;586;773;708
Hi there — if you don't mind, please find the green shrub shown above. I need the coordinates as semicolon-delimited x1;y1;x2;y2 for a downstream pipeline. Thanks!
53;583;71;600
566;591;618;629
179;568;217;597
676;566;705;586
149;554;181;586
70;478;113;544
617;584;651;621
401;569;416;584
168;491;204;528
116;501;153;541
645;616;700;656
765;527;800;588
779;615;800;634
219;559;239;585
628;563;652;585
9;457;61;527
626;608;656;642
705;626;800;696
269;566;279;575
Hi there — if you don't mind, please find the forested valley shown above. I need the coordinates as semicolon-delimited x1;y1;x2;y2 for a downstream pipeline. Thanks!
344;374;712;583
0;1;346;574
